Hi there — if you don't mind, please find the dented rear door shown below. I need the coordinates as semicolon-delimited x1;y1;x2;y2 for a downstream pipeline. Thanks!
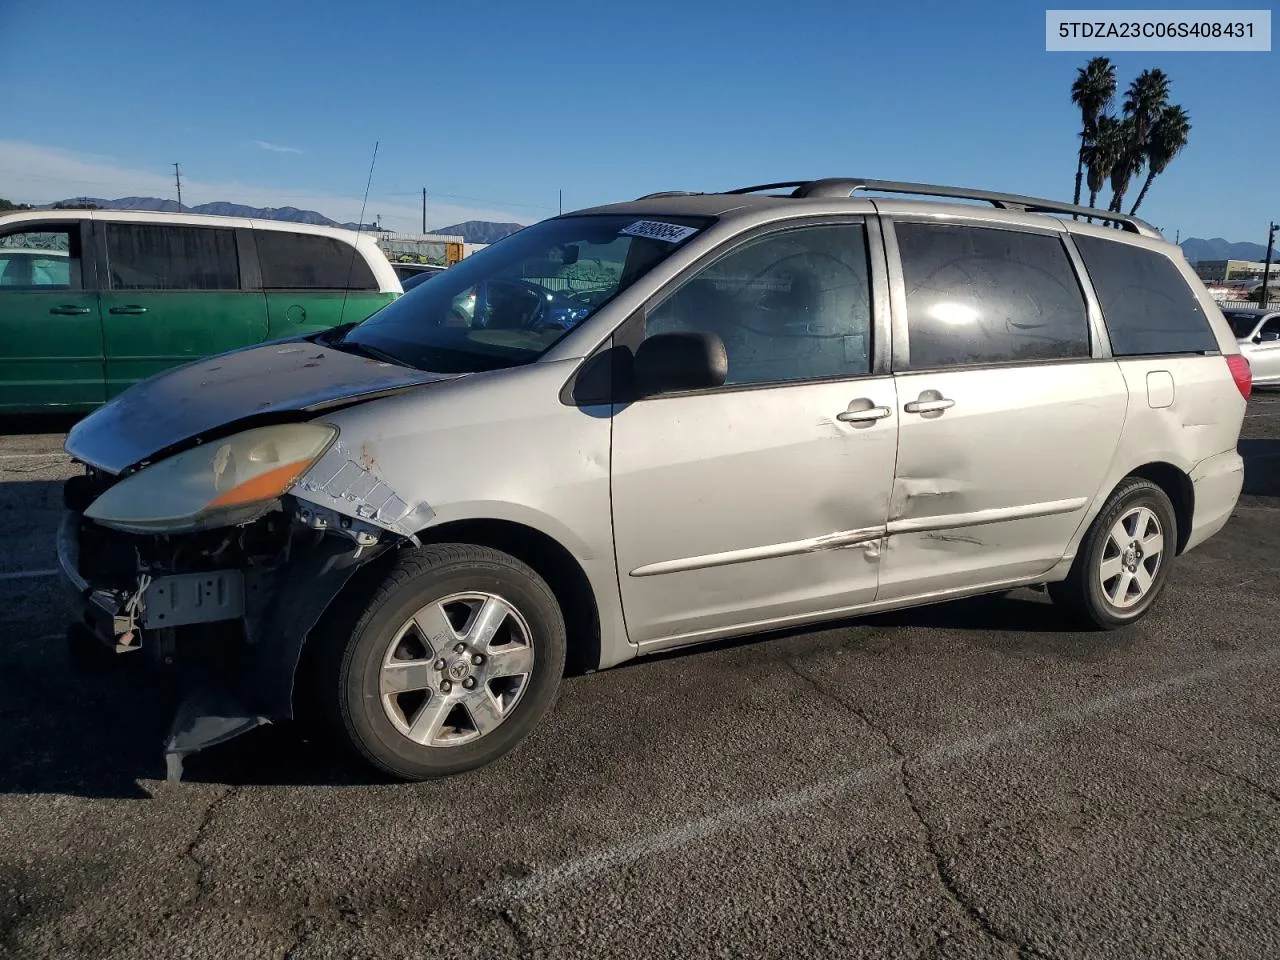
875;217;1127;601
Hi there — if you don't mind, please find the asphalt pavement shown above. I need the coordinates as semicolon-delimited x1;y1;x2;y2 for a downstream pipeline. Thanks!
1;398;1278;960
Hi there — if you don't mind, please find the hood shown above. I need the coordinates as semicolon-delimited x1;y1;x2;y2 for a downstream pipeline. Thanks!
66;339;462;474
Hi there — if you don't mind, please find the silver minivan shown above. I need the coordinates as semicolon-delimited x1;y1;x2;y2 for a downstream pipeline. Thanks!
58;178;1250;781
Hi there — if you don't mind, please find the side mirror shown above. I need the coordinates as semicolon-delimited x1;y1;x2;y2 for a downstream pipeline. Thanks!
631;331;728;397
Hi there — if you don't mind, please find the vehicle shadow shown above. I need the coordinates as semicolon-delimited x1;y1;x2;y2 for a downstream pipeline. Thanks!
0;635;380;798
0;413;83;436
1239;437;1280;498
3;436;1273;797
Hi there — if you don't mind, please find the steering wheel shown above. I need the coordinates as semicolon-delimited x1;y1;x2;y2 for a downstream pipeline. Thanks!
474;277;556;331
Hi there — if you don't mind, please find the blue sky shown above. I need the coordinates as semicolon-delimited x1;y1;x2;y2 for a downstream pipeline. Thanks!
1;0;1274;241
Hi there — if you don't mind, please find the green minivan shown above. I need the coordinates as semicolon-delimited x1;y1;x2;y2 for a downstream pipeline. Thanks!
0;210;403;413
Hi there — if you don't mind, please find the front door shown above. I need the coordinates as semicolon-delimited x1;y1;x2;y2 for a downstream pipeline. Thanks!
99;221;267;396
876;218;1128;601
610;221;900;649
0;219;105;411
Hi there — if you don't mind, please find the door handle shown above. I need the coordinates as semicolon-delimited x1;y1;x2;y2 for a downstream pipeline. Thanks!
109;305;148;315
49;305;91;316
903;397;955;414
836;405;891;423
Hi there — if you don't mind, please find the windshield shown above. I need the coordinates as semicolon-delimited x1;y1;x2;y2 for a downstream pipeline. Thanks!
337;214;712;372
1224;312;1260;338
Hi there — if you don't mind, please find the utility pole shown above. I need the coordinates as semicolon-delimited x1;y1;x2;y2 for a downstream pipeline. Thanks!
559;189;562;215
422;187;427;234
173;162;183;212
1261;221;1277;308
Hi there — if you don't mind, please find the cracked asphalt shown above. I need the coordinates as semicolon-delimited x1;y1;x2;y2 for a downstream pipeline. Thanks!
1;396;1278;960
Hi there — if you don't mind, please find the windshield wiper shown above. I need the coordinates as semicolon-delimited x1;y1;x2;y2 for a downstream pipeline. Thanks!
316;321;360;345
328;338;408;367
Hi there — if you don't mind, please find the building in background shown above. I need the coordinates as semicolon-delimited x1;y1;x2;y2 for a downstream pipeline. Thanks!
1192;259;1275;283
375;232;469;268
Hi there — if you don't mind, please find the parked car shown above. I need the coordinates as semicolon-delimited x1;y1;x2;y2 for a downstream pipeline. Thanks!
0;210;402;412
58;178;1248;782
393;263;447;287
398;265;447;290
1221;306;1280;387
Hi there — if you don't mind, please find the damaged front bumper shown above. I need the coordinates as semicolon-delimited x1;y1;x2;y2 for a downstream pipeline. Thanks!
57;511;246;651
56;495;395;783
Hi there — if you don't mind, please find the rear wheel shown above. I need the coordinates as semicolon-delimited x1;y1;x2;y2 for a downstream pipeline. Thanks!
315;544;566;780
1049;478;1177;629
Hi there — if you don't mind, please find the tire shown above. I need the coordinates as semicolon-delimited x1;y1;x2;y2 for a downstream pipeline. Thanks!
1048;478;1178;630
314;543;566;780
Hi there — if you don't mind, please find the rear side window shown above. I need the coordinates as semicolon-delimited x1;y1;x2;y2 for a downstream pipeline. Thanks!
1073;235;1218;356
256;231;377;290
895;222;1090;369
106;224;239;291
105;224;240;291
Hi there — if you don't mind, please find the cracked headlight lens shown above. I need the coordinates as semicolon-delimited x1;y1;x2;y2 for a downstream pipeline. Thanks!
85;423;338;533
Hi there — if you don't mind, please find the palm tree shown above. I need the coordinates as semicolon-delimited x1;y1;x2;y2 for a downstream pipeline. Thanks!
1109;69;1170;212
1128;105;1191;215
1124;68;1171;147
1070;57;1117;209
1083;115;1125;215
1107;116;1144;213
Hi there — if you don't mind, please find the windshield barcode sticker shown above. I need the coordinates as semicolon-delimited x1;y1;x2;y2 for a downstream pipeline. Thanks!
621;220;700;244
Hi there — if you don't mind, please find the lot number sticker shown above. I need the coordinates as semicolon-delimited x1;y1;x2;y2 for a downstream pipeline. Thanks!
621;220;700;244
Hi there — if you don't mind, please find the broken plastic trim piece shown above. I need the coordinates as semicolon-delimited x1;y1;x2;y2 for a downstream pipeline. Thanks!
293;441;434;543
163;685;269;783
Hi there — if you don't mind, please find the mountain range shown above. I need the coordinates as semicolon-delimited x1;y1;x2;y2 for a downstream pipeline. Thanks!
40;197;525;243
431;220;526;244
42;196;376;231
1178;237;1274;263
32;197;1275;259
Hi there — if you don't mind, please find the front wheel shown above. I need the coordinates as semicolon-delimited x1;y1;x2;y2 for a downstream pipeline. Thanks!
1048;478;1177;629
315;544;566;780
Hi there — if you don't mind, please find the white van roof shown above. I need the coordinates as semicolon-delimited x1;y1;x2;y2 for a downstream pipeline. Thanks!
0;208;402;293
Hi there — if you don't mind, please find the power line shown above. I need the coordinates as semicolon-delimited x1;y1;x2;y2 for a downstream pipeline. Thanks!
385;190;554;210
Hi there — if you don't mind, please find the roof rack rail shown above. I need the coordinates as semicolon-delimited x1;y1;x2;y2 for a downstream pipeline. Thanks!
633;190;706;200
720;177;1162;238
723;182;813;195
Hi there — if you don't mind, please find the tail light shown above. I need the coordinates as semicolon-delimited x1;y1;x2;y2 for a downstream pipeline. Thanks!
1227;354;1252;400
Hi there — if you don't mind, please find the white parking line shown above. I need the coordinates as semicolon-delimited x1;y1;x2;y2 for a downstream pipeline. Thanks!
0;569;59;581
0;453;70;460
474;645;1280;908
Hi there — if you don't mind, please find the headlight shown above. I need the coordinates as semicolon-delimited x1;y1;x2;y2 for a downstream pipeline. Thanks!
84;423;338;534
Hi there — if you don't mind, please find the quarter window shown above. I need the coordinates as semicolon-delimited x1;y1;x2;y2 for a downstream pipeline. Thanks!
645;224;873;387
256;231;377;290
0;227;81;289
895;222;1090;369
105;224;239;291
1073;235;1218;356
